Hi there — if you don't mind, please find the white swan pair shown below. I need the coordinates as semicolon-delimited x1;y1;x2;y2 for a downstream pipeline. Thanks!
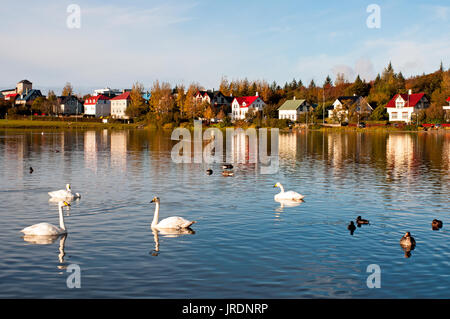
21;201;71;236
273;182;304;201
48;184;81;200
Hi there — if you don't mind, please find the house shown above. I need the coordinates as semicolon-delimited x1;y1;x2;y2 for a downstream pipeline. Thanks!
15;89;43;106
444;97;450;111
195;90;232;106
231;93;266;121
110;91;131;119
1;79;33;98
93;87;122;97
386;91;429;122
56;95;83;115
328;95;372;121
278;97;313;121
84;95;111;117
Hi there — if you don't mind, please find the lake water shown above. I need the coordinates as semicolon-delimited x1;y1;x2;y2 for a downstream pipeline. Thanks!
0;128;449;298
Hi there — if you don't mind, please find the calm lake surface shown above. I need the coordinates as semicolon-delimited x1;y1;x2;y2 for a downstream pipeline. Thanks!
0;128;449;298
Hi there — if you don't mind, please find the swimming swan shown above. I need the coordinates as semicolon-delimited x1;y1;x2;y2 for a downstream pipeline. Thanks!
48;184;81;200
273;182;304;201
150;197;196;230
21;201;71;236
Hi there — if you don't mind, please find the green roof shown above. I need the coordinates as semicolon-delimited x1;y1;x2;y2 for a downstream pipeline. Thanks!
278;99;307;111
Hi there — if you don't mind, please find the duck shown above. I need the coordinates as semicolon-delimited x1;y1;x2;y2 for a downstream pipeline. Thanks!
206;169;213;175
150;197;196;230
347;221;356;232
400;232;416;247
222;164;233;169
432;219;443;230
21;201;71;236
356;216;370;225
273;182;304;201
222;171;234;177
48;184;81;200
29;167;34;174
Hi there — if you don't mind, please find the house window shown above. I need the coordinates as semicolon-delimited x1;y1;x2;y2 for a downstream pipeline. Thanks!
396;99;404;108
391;112;398;119
402;112;408;119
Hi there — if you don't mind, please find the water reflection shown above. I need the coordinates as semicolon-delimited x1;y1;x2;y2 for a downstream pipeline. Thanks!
150;228;195;256
111;131;128;172
386;134;415;178
84;131;97;172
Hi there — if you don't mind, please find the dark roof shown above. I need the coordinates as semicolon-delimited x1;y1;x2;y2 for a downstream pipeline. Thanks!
336;96;360;103
17;89;42;101
57;95;79;104
1;88;16;92
18;79;32;84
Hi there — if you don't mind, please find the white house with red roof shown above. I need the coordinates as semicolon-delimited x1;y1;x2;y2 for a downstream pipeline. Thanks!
111;91;131;119
84;95;111;117
444;97;450;111
385;91;429;123
231;93;266;121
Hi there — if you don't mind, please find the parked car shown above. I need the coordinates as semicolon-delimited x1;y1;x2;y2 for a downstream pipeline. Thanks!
341;122;348;126
357;122;366;128
435;123;441;128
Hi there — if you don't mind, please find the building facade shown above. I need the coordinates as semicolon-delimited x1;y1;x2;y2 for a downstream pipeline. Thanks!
110;91;131;119
386;92;429;123
278;98;312;121
84;95;111;117
231;93;266;121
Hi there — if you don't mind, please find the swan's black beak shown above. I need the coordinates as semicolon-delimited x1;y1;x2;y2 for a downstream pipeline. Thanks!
150;199;155;203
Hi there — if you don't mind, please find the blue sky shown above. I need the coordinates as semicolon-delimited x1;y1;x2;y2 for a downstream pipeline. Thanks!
1;0;450;94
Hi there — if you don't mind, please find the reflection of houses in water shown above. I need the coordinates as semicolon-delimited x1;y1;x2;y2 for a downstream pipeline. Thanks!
278;133;297;162
84;131;97;172
230;129;258;164
443;134;450;170
386;134;415;176
327;133;349;169
110;131;127;171
4;135;25;178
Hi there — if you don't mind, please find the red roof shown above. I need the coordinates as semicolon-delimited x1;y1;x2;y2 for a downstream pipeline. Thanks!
110;92;131;100
5;93;18;98
446;96;450;102
386;93;425;108
233;96;260;108
84;94;110;105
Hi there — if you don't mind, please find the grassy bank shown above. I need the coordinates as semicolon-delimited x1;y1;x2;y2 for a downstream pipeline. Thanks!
0;119;143;130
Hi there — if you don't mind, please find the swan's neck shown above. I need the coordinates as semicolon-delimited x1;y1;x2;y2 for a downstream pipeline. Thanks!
151;202;160;228
58;205;66;230
278;184;285;193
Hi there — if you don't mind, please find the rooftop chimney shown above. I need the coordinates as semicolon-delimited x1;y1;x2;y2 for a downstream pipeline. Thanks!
408;89;412;95
256;91;259;96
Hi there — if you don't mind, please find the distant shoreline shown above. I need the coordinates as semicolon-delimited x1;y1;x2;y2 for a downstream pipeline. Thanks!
0;119;449;132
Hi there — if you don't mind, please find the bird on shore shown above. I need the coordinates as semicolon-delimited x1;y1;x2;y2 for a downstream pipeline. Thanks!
150;197;196;230
273;182;304;201
48;184;81;200
21;201;71;236
206;169;213;175
356;216;370;225
222;164;233;169
400;232;416;247
347;221;356;235
222;171;234;177
29;167;34;174
432;219;443;230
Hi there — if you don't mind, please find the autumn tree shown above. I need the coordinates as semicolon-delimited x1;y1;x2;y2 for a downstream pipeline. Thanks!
126;82;148;119
62;82;73;96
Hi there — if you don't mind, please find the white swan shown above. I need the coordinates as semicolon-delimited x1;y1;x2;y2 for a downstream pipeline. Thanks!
150;197;196;230
48;184;81;200
273;182;304;201
21;201;70;236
